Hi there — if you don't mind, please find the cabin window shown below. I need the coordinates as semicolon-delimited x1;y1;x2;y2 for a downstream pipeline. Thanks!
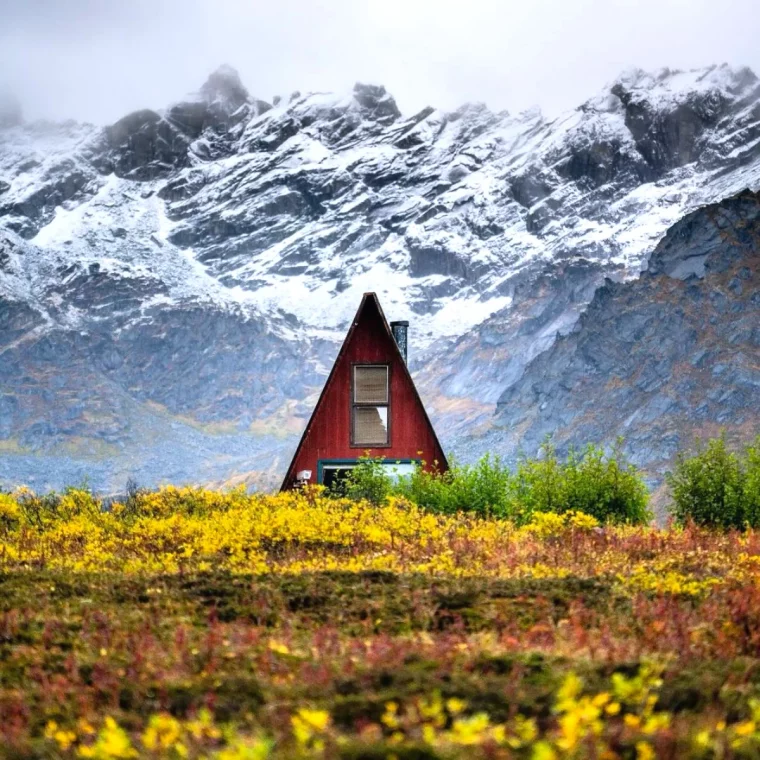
352;365;389;445
319;459;417;486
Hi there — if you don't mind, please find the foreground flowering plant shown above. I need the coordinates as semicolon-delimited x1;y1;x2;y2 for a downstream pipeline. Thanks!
3;486;760;757
26;667;760;759
1;485;758;586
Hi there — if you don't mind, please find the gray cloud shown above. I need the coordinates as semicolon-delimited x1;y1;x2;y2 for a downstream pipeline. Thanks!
1;0;759;124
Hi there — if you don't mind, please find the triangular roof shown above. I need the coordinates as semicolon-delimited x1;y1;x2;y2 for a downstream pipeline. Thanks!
281;292;448;488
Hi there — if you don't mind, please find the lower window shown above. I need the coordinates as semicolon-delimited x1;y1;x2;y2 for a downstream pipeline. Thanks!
319;460;417;486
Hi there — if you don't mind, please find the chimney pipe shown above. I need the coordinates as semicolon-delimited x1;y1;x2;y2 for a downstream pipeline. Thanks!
390;320;409;364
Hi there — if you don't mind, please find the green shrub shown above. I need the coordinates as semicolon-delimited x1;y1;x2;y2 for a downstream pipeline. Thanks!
15;489;63;528
506;444;568;520
509;442;650;525
668;435;760;529
745;440;760;526
333;455;393;506
14;485;102;528
395;454;515;518
562;443;650;524
382;443;649;525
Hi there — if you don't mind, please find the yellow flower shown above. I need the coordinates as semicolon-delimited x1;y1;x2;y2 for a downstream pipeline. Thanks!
142;713;182;750
185;708;221;741
291;708;331;746
566;511;600;531
445;697;467;716
532;741;558;760
513;716;538;744
0;494;21;529
642;713;671;734
382;702;400;729
213;736;272;760
733;720;756;737
556;672;583;707
267;640;290;655
44;721;59;740
524;512;567;538
45;721;77;751
78;717;138;759
447;713;491;745
592;692;611;707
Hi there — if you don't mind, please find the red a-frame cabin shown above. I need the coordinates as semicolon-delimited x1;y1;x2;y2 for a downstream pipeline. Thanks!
281;292;448;490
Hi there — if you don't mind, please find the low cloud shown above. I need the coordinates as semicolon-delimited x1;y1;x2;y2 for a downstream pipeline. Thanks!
1;0;759;124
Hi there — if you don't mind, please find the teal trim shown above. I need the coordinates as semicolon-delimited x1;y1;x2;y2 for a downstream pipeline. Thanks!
317;458;419;485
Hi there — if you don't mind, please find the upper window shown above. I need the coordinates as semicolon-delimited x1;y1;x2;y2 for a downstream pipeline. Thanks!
352;365;389;446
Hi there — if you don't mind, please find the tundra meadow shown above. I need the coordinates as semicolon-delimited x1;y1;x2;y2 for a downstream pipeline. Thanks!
3;443;760;759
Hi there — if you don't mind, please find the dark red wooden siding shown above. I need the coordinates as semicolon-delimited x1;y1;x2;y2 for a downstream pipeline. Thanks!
282;294;447;489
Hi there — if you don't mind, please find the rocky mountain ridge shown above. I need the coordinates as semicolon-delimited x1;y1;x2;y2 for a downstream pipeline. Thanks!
1;64;759;490
467;189;760;483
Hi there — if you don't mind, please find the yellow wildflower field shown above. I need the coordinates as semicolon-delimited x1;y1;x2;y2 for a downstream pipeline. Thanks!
2;485;760;757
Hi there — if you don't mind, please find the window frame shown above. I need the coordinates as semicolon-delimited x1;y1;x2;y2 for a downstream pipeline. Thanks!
318;458;419;484
350;363;391;448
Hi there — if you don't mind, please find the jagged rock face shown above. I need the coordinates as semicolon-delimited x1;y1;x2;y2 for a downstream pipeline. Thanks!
199;64;252;111
476;190;760;485
1;64;760;490
0;121;100;236
90;67;273;181
0;231;321;489
96;109;194;181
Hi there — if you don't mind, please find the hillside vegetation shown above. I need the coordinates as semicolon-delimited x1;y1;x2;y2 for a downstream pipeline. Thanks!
3;470;760;758
336;436;760;528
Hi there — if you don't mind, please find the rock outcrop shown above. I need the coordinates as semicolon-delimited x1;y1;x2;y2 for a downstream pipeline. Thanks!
474;190;760;481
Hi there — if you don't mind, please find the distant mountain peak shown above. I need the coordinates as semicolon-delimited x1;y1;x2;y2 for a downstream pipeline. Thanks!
351;82;400;123
575;63;760;123
198;64;251;109
609;63;759;104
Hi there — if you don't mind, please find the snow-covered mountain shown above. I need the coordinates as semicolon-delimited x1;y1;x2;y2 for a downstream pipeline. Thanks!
1;64;759;490
468;188;760;504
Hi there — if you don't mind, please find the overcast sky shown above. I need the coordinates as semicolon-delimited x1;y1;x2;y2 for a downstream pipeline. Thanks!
2;0;759;125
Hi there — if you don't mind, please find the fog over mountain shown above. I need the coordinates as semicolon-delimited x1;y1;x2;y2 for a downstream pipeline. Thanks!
2;0;760;123
1;60;759;492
